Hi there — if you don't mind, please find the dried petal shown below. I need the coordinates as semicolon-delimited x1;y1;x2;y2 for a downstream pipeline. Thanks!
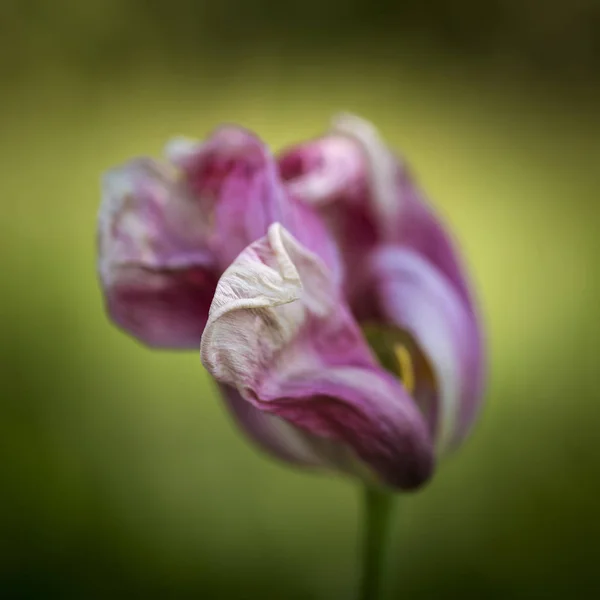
201;224;434;489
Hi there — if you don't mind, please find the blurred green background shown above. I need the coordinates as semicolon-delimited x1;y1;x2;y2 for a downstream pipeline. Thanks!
2;1;599;598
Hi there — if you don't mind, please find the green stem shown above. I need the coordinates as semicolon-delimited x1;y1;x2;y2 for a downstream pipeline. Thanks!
358;486;395;600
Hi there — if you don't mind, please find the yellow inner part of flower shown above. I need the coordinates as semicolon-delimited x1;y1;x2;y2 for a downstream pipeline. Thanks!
362;324;439;438
361;323;426;395
394;344;415;395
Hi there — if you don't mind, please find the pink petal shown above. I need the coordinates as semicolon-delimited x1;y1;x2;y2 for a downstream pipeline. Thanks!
201;224;434;489
98;159;217;349
368;246;485;450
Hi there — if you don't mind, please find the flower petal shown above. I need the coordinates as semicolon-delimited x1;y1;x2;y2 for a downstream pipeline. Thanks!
98;159;218;348
278;134;365;206
329;114;480;311
219;383;376;479
201;224;434;489
278;114;477;309
395;179;476;310
166;126;341;278
166;127;287;265
218;383;322;466
367;246;485;451
278;114;398;236
166;126;272;206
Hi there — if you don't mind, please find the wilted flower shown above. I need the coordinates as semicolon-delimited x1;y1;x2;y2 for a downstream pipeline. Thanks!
97;115;485;491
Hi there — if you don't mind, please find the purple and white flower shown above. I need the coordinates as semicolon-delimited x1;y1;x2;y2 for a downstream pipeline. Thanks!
97;115;485;491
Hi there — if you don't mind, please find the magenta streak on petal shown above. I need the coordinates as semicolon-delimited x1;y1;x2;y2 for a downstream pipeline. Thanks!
219;383;391;481
211;153;294;269
107;265;219;349
219;383;321;465
255;363;435;490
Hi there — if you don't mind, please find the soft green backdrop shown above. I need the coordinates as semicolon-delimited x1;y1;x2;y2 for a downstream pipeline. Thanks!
2;2;599;598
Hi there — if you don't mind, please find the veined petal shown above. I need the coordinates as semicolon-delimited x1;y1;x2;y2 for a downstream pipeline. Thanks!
98;158;218;348
201;224;434;489
368;246;485;451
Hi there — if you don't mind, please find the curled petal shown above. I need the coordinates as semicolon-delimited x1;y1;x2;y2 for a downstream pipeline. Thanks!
368;246;485;451
98;159;217;348
201;224;434;489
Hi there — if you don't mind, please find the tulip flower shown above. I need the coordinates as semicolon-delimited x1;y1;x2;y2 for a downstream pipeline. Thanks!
97;114;485;600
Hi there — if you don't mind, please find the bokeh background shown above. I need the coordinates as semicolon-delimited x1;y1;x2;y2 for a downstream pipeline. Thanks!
2;1;599;598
